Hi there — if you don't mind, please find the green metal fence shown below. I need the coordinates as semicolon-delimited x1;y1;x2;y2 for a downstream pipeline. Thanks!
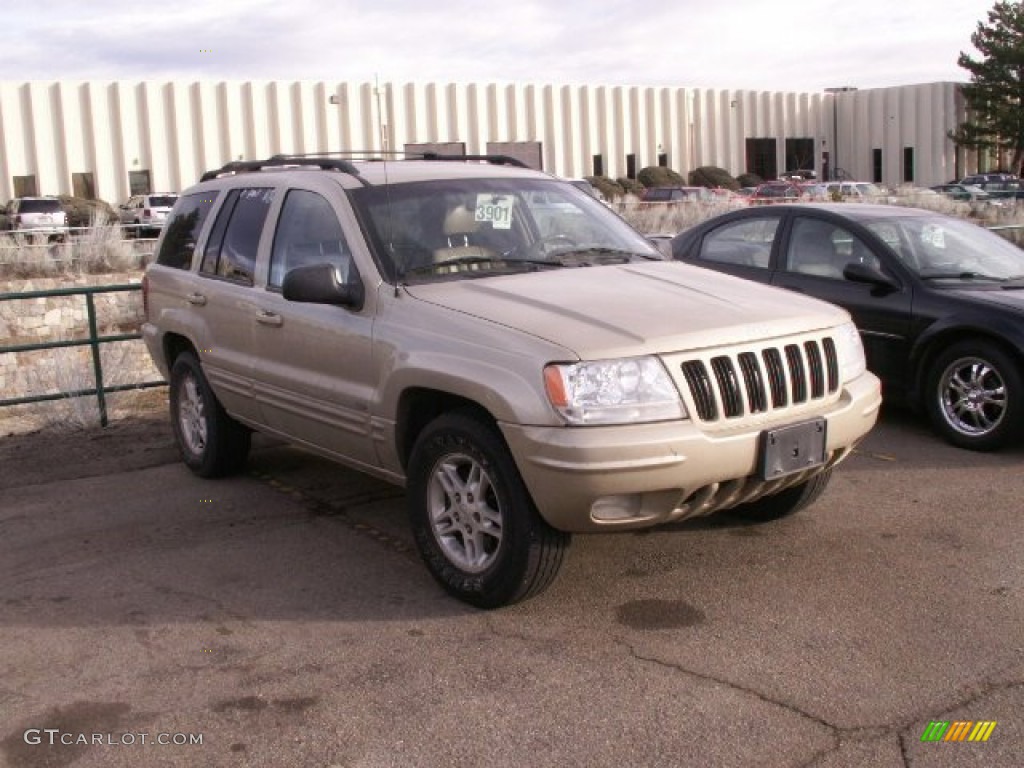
0;284;166;426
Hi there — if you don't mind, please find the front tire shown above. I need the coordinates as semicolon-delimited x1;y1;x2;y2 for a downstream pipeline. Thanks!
169;351;251;477
730;468;833;522
924;340;1023;451
407;411;570;608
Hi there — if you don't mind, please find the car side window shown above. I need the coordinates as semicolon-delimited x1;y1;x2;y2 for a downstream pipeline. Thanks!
269;189;354;289
155;191;220;270
698;217;779;268
785;218;879;279
199;187;274;284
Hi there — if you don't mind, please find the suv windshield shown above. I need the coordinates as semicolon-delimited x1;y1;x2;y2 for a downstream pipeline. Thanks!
348;178;658;283
18;199;61;213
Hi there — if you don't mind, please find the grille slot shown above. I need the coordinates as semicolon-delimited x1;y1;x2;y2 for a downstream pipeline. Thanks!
805;340;825;398
822;337;839;392
711;356;743;418
785;344;808;403
738;352;767;413
681;360;717;421
680;337;837;422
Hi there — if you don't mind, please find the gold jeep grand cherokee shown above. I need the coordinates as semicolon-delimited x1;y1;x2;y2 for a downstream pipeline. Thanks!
142;154;881;608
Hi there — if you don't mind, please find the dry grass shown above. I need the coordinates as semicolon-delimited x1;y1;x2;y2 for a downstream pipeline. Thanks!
0;219;148;279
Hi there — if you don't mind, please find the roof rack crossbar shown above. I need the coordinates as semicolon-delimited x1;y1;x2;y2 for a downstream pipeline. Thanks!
419;153;530;168
199;155;362;182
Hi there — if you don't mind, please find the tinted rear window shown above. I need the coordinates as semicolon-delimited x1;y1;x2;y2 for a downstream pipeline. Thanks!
156;191;220;270
149;196;178;208
18;199;61;213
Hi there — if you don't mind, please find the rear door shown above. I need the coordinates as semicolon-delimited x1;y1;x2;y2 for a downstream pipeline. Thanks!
192;186;277;422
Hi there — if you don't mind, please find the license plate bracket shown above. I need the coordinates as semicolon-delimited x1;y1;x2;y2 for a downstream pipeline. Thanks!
758;418;827;480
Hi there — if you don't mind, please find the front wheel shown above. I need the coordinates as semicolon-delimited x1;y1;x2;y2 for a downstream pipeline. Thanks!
407;411;570;608
730;468;833;522
169;351;251;477
924;340;1023;451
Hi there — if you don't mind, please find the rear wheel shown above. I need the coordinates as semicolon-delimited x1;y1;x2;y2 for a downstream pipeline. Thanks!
169;351;251;477
407;411;570;608
730;469;833;522
924;340;1022;451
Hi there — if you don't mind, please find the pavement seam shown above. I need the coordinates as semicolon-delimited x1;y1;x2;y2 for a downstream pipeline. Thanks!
250;470;415;563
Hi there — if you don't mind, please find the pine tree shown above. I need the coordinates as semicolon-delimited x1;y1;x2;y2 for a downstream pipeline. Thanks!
950;1;1024;174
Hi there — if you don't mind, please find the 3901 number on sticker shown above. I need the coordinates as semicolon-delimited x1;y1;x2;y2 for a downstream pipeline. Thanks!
475;195;514;229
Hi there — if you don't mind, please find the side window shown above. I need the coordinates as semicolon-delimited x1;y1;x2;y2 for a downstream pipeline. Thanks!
199;187;274;284
698;217;779;268
269;189;354;288
155;191;220;270
786;218;878;279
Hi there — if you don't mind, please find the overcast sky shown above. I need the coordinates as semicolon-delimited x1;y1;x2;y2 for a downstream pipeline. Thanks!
0;0;996;92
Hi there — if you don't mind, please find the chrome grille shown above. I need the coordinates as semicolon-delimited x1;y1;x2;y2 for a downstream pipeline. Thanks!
680;337;840;422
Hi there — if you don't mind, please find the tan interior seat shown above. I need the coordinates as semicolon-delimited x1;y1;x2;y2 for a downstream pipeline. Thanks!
433;205;494;267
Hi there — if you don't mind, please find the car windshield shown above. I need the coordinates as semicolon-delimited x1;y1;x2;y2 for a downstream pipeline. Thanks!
348;177;658;283
864;214;1024;281
149;195;178;207
18;199;61;213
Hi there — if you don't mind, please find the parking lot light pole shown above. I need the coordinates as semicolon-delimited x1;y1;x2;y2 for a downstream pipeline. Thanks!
825;87;857;181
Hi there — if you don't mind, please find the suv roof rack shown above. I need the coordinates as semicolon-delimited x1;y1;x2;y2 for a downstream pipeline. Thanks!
199;155;363;182
198;151;531;183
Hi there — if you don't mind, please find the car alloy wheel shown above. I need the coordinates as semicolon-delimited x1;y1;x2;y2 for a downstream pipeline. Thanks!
427;452;504;573
937;355;1007;437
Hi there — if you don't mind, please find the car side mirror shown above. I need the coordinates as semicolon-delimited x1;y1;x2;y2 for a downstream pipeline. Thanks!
282;262;364;309
843;261;900;292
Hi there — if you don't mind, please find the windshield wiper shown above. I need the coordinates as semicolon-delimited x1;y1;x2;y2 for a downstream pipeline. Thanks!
919;271;1006;282
554;247;660;264
401;255;565;279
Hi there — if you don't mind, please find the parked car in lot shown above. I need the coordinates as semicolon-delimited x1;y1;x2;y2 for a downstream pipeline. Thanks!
749;182;804;203
0;196;69;239
931;183;993;203
641;186;713;202
142;154;880;607
670;204;1024;450
119;193;179;237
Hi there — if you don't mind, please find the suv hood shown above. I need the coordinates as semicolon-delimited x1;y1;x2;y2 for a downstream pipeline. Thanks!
405;261;849;358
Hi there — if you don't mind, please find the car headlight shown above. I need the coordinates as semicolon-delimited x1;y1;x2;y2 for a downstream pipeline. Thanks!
834;321;866;383
543;356;687;425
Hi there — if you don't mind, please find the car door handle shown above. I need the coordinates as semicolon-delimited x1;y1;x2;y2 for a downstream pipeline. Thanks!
255;310;283;327
186;292;207;306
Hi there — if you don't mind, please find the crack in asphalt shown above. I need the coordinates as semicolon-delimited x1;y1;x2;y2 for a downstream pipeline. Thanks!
622;641;1023;768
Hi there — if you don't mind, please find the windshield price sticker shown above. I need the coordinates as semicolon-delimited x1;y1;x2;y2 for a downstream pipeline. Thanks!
475;195;514;229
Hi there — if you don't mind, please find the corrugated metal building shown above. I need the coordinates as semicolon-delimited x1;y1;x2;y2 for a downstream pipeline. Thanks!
0;78;979;203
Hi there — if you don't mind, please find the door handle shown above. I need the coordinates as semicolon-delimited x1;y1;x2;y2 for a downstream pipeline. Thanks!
185;292;207;306
255;310;283;327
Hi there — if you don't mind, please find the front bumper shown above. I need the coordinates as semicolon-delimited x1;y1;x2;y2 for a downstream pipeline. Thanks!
501;371;881;532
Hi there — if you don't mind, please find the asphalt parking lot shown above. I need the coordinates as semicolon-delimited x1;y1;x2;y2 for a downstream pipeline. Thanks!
0;407;1021;768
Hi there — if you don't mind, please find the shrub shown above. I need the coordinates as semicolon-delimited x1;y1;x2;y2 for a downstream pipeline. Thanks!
57;195;117;229
637;165;686;188
736;172;763;188
688;166;740;191
586;175;624;200
616;177;645;197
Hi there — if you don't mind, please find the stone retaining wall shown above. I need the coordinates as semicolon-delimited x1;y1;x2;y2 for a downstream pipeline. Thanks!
0;271;162;401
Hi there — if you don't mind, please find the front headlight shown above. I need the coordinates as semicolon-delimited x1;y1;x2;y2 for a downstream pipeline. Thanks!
834;321;866;383
543;356;687;425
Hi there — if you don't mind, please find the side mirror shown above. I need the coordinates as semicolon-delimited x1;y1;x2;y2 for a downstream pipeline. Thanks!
282;262;364;309
843;261;900;293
